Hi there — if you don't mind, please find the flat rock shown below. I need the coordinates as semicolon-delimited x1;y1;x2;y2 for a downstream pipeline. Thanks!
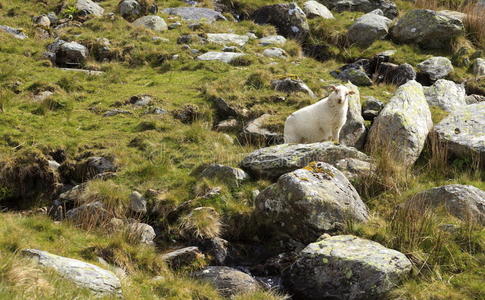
23;249;122;296
424;79;466;111
206;33;249;46
239;114;284;146
163;7;226;23
197;52;245;63
0;25;28;39
283;235;412;299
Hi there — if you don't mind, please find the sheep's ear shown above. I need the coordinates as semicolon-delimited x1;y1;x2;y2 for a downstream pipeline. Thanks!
328;85;337;91
347;90;355;95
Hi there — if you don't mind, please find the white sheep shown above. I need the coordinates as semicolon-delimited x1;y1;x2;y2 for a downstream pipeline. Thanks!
283;85;354;144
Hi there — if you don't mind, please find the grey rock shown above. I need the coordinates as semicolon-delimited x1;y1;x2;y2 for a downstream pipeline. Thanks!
374;62;416;86
215;118;239;131
103;109;132;117
334;158;374;181
127;222;156;245
424;79;466;111
200;164;249;186
55;41;89;67
472;58;485;77
362;96;384;120
320;0;398;19
48;160;61;170
367;80;432;167
33;15;51;27
23;249;121;295
255;163;369;241
0;25;28;39
391;9;464;49
347;9;392;48
66;201;110;223
271;78;315;97
194;266;259;297
162;247;204;269
262;47;288;58
132;15;168;32
128;94;152;106
130;191;147;214
119;0;142;21
196;52;245;63
207;33;249;46
303;1;334;19
259;35;287;46
199;237;229;265
432;102;485;164
76;0;104;17
239;114;284;146
241;141;373;180
252;3;309;41
340;82;366;149
407;184;485;224
417;56;454;81
163;7;227;23
465;94;485;105
332;64;373;86
283;235;412;299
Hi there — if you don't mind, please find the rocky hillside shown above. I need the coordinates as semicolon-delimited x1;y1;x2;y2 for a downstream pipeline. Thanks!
0;0;484;299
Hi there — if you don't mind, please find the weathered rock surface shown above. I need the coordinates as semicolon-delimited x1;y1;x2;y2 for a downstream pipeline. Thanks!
340;82;366;149
271;78;315;97
127;222;156;245
163;7;226;23
47;40;89;68
65;201;110;224
407;184;485;224
76;0;104;17
23;249;122;296
0;24;28;39
424;79;466;111
366;80;432;167
303;1;334;19
362;97;384;120
162;247;204;269
465;94;485;105
391;9;464;49
347;9;392;48
374;62;416;86
197;52;245;63
200;164;249;186
331;61;373;86
241;142;373;180
283;235;412;300
259;35;287;46
119;0;142;21
252;3;309;41
255;163;369;241
129;191;147;214
132;16;168;32
194;266;259;297
320;0;398;19
207;33;249;46
432;102;485;164
472;58;485;77
417;56;454;81
263;47;288;58
239;114;284;146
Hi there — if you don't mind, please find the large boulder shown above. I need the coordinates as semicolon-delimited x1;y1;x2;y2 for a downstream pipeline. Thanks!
283;235;412;300
417;56;454;82
340;82;366;150
238;114;284;146
255;163;369;241
406;184;485;224
132;16;168;32
0;24;28;39
49;41;89;68
76;0;104;17
347;9;392;48
424;79;466;112
240;142;373;180
391;9;464;49
366;80;432;167
303;1;334;19
207;33;249;46
251;3;309;41
432;102;485;164
200;164;249;186
194;266;260;297
196;52;245;63
320;0;398;19
163;7;226;23
23;249;122;296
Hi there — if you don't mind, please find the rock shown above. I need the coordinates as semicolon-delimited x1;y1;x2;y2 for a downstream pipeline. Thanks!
215;119;239;132
332;62;373;86
162;247;204;269
197;52;245;63
334;158;374;181
303;1;334;19
424;79;466;111
207;33;249;46
340;82;366;149
48;160;61;170
55;41;89;68
65;201;111;224
172;104;200;124
33;90;54;102
127;222;156;245
240;142;373;180
76;0;104;17
259;35;287;46
132;16;168;32
252;3;309;41
262;47;288;58
127;94;152;106
103;109;132;117
163;7;227;23
200;164;249;186
472;58;485;77
74;156;117;182
465;94;485;105
210;97;246;119
432;102;485;164
22;249;121;295
374;62;416;86
239;114;284;146
130;191;147;214
119;0;142;21
283;235;412;299
194;266;260;297
362;97;384;121
366;80;432;167
391;9;464;49
33;15;51;27
407;184;485;224
0;25;28;39
271;78;315;97
255;163;369;241
417;56;454;82
198;237;229;265
320;0;398;19
347;9;392;48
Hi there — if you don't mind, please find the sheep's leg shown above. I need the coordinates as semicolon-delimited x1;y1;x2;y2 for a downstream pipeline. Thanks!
332;127;341;144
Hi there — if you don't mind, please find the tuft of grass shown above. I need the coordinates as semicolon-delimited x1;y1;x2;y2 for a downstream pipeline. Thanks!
178;207;222;240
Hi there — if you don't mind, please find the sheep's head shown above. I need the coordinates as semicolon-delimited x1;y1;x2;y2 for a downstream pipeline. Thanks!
328;85;355;104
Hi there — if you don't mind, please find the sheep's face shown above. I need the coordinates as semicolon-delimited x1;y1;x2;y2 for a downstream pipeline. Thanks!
329;85;355;104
